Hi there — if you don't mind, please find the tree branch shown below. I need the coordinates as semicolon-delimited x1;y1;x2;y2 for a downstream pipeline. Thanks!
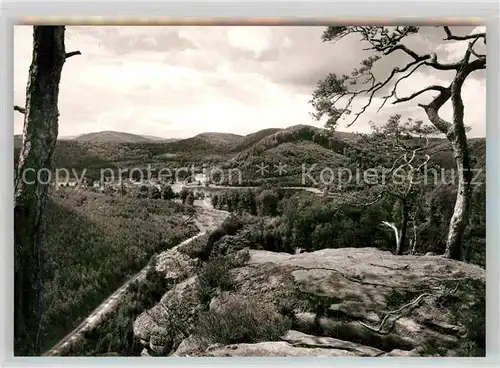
462;35;483;66
313;26;485;132
424;59;466;71
378;62;426;112
65;50;81;59
382;221;400;248
14;50;81;115
394;85;447;105
358;291;432;335
14;105;26;114
360;192;385;207
382;43;424;60
418;86;453;136
443;26;486;43
345;59;426;127
471;48;486;60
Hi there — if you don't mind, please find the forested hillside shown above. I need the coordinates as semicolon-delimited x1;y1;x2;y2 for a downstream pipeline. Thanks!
14;124;486;187
37;188;198;351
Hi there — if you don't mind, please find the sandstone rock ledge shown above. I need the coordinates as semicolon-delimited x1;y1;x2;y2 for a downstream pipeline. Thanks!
134;246;485;357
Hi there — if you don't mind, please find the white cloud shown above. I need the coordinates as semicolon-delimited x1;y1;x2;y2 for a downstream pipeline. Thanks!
472;26;486;34
227;27;272;57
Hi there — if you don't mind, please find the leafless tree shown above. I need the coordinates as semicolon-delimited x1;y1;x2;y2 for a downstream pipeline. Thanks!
311;26;485;260
14;26;80;355
359;115;434;255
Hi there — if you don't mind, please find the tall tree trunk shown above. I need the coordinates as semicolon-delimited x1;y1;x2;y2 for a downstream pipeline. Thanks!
14;26;67;356
441;65;474;261
419;55;480;261
382;220;402;255
443;116;472;260
410;220;418;255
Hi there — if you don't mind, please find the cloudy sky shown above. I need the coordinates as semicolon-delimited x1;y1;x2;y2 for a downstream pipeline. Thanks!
14;25;486;138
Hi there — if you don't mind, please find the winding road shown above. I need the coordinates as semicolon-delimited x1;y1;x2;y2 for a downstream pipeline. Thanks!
43;185;317;356
43;266;150;356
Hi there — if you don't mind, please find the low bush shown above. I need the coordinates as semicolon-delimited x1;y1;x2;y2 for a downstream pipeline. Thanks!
196;255;240;305
180;214;245;261
178;234;210;259
193;296;291;345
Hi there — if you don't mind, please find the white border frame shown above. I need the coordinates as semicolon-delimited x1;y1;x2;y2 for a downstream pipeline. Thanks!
1;1;499;367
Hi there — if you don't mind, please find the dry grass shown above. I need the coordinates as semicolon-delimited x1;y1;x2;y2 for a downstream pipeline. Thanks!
193;295;291;345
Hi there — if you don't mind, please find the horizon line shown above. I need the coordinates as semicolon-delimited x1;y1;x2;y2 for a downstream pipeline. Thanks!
13;127;488;141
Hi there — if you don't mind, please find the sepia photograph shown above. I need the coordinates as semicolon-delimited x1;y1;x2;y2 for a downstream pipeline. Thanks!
13;24;486;357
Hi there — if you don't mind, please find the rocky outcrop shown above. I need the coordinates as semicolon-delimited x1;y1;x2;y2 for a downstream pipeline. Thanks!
134;246;485;357
133;276;201;354
155;246;200;282
196;330;386;357
202;341;359;357
195;331;434;357
133;234;208;355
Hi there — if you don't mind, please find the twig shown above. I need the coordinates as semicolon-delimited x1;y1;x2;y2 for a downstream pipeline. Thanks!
368;263;410;271
65;50;81;59
359;292;431;334
14;105;26;114
358;283;460;334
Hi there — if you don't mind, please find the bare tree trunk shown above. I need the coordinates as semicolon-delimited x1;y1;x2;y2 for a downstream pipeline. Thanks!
410;220;418;255
444;125;472;260
419;57;479;260
395;236;402;255
14;26;67;356
382;200;409;256
396;201;409;255
442;58;475;261
382;221;400;255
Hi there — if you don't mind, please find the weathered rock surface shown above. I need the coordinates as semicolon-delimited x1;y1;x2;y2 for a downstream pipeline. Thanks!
171;335;205;357
134;246;485;357
133;276;201;355
201;341;359;357
280;330;384;356
133;233;209;355
175;330;386;357
155;248;199;282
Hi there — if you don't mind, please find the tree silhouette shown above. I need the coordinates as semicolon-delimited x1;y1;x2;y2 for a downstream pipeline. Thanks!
14;26;81;355
359;115;437;255
311;26;485;260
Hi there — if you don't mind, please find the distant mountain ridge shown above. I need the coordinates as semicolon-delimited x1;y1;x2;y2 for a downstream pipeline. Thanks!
164;132;243;153
14;125;485;187
231;128;284;152
141;135;179;143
